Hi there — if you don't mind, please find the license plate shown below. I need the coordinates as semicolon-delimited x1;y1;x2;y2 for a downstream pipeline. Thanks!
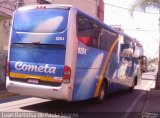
28;79;39;84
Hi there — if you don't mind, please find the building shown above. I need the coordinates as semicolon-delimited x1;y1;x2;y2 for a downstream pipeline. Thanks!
41;0;104;21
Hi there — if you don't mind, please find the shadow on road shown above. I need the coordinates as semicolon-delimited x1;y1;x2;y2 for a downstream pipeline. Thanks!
20;89;147;113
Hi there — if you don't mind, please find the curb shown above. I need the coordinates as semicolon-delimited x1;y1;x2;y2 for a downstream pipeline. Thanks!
142;89;160;112
0;91;18;99
142;81;155;112
148;89;160;98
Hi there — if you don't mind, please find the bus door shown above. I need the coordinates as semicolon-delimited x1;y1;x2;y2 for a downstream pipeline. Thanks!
119;43;135;88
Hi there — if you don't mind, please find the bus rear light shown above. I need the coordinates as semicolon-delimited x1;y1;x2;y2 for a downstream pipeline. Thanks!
36;6;46;9
32;42;40;44
62;66;71;84
6;61;10;76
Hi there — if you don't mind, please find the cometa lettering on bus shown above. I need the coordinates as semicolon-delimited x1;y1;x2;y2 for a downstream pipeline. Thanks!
15;62;56;74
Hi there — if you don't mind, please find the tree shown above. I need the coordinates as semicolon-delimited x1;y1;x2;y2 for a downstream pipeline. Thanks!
130;0;159;14
130;0;160;89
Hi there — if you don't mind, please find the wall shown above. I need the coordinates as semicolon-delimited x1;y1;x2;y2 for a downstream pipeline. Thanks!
23;0;104;20
51;0;98;19
0;18;9;89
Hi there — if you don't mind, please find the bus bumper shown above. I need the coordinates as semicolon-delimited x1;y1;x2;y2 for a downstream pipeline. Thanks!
6;77;73;101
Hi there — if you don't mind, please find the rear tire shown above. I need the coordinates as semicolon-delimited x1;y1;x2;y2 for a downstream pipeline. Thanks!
129;77;137;92
95;82;106;103
129;85;134;92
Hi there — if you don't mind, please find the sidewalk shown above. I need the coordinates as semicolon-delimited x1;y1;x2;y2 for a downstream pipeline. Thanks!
143;79;160;112
0;90;17;99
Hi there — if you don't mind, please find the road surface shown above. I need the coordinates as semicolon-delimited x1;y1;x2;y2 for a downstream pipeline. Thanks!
0;72;156;118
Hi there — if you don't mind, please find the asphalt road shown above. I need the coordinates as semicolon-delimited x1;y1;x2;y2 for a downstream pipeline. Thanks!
0;72;156;118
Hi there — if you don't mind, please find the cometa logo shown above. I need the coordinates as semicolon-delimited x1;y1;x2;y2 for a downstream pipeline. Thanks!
15;62;56;74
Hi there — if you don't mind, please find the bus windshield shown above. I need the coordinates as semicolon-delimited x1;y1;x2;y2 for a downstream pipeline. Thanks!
13;9;69;33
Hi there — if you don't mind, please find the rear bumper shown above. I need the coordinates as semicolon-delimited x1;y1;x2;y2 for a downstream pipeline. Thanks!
6;76;72;101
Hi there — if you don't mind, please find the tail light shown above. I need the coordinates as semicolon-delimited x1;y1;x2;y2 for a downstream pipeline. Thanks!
62;66;71;84
6;61;10;76
36;6;46;9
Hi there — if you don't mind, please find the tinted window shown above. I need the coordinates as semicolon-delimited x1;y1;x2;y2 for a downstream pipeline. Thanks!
10;44;65;65
13;9;69;33
78;16;99;48
99;29;118;52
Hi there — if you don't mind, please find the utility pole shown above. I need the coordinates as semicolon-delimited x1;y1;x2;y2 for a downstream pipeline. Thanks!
155;8;160;89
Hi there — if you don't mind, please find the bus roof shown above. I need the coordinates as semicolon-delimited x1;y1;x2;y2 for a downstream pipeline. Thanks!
17;4;117;33
17;4;140;45
17;4;73;11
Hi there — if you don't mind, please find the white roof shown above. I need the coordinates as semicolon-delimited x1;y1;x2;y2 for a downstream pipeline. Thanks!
17;4;73;11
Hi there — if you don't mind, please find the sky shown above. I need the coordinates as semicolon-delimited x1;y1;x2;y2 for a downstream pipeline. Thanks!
104;0;159;59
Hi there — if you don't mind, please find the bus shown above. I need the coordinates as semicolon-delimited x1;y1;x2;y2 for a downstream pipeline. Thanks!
6;4;143;102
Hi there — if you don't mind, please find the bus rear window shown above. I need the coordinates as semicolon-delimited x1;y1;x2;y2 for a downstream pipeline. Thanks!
13;9;69;33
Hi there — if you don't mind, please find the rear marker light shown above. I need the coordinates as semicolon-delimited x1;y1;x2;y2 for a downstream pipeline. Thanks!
36;6;46;9
6;61;10;76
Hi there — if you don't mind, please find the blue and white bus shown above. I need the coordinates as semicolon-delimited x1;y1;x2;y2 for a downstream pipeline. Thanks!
6;4;143;102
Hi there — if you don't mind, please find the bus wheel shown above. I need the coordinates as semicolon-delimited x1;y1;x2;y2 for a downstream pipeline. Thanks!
96;82;106;103
129;85;134;92
129;78;136;92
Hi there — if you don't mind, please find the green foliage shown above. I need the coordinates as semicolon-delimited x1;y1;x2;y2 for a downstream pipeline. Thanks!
130;0;159;15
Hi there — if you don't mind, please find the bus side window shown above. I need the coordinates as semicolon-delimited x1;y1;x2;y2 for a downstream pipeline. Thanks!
77;15;99;48
99;29;118;52
87;25;100;48
140;56;148;72
120;43;130;53
99;29;108;50
78;16;93;45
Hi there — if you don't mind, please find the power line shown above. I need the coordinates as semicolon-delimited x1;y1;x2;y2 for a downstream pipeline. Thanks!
104;3;159;15
104;3;158;42
123;29;158;31
124;28;158;42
